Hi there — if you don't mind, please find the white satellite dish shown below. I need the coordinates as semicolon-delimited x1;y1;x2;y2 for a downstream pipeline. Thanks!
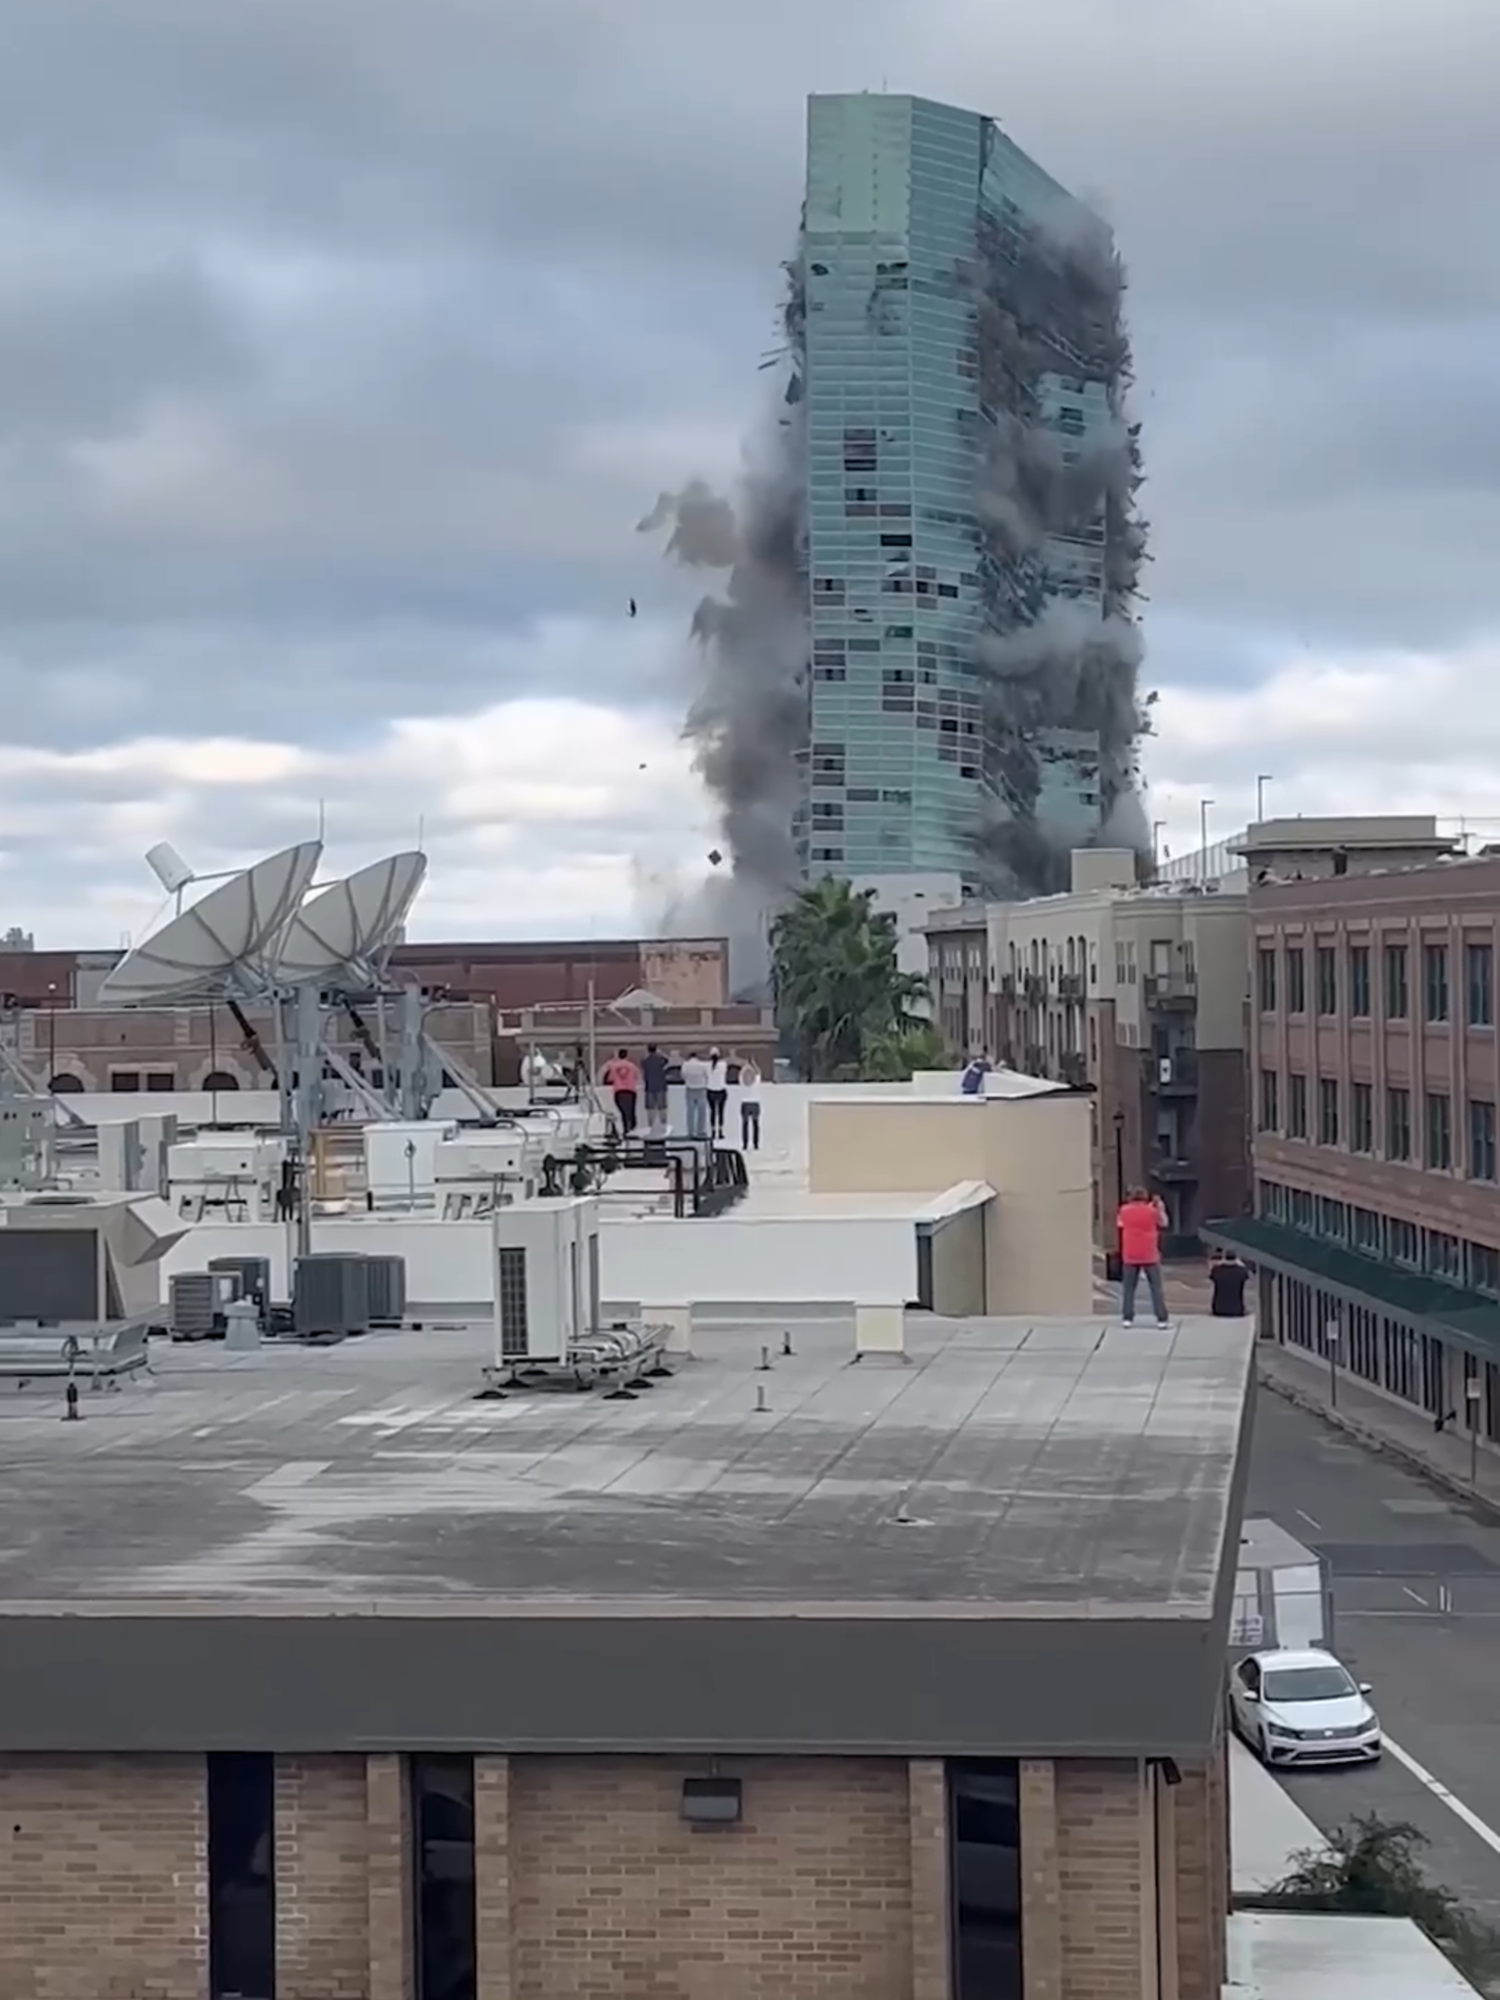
100;841;323;1004
273;851;427;989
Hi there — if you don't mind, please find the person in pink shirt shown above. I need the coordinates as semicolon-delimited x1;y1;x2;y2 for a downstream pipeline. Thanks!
600;1048;642;1137
1116;1186;1170;1326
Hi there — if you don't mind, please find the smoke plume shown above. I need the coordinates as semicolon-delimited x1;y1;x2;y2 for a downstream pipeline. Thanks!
637;264;809;990
965;183;1152;895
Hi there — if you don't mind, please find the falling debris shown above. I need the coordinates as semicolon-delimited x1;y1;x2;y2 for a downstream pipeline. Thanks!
637;261;809;989
963;188;1151;892
629;597;638;618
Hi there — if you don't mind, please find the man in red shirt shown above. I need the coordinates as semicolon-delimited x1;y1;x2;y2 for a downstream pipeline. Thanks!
1116;1186;1171;1326
600;1047;642;1138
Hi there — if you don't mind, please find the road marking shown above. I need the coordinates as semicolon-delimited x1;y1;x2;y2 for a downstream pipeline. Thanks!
1386;1735;1500;1859
1295;1508;1322;1532
1402;1586;1429;1606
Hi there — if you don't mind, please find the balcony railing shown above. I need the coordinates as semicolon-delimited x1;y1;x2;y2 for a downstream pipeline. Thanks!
1023;974;1047;1003
1058;972;1086;1000
1144;972;1197;1010
1150;1154;1199;1184
1059;1050;1089;1086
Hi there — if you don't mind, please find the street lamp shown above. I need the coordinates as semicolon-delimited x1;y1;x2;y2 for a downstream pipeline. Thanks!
1107;1107;1126;1284
45;982;56;1086
1468;1374;1483;1489
1256;774;1274;822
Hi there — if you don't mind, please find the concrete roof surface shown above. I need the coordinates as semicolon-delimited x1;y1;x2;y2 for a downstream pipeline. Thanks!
0;1313;1251;1610
1226;1912;1475;1997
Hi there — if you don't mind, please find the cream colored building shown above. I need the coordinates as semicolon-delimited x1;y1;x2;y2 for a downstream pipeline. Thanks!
928;851;1251;1249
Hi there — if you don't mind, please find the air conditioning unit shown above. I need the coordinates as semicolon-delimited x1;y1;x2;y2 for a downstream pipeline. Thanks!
292;1254;372;1339
491;1198;600;1367
434;1130;532;1216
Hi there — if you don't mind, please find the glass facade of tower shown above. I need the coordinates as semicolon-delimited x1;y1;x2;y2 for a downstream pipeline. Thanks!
799;93;1115;883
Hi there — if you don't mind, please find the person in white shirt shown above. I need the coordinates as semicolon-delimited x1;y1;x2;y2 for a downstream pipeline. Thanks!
706;1048;729;1139
680;1050;710;1140
737;1057;763;1150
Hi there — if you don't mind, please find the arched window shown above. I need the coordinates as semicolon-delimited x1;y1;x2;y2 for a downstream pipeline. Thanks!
202;1070;240;1093
48;1073;84;1093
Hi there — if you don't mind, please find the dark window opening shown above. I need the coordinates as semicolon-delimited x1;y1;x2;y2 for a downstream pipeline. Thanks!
413;1755;477;2000
110;1069;141;1092
208;1752;275;2000
949;1760;1022;2000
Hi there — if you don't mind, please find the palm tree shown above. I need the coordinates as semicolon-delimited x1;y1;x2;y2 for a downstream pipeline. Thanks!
770;877;930;1080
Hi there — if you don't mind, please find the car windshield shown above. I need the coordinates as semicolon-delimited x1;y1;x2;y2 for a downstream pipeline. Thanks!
1262;1665;1355;1703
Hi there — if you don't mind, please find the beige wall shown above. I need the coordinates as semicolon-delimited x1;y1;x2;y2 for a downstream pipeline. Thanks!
929;1204;986;1315
808;1094;1095;1314
0;1746;1226;2000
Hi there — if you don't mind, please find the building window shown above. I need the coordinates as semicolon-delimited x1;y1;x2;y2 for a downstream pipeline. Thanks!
1350;1081;1373;1153
1425;1229;1462;1281
1318;1077;1340;1146
1388;1216;1419;1265
1469;1099;1497;1182
1350;1206;1381;1253
1467;942;1494;1027
1258;1068;1280;1132
1348;944;1371;1017
1423;943;1450;1023
1425;1090;1452;1170
1316;946;1337;1016
948;1761;1022;2000
208;1753;275;2000
412;1756;477;2000
1288;1072;1308;1139
1386;1086;1411;1161
1256;948;1277;1013
1285;946;1306;1014
1468;1241;1500;1294
1384;943;1409;1019
110;1069;141;1092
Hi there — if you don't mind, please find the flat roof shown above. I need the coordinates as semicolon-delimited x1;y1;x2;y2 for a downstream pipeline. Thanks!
1226;1913;1474;1998
0;1314;1254;1755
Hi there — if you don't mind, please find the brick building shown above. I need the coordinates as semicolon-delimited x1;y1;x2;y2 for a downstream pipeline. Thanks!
0;1314;1253;1999
1209;815;1500;1457
928;852;1249;1251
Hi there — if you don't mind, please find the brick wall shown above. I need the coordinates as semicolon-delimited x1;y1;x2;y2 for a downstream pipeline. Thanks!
276;1754;369;2000
0;1753;206;2000
0;1747;1229;1999
507;1755;915;1998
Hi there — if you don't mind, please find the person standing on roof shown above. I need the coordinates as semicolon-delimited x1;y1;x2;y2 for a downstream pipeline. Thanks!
706;1048;729;1140
640;1042;670;1137
737;1054;763;1150
680;1049;710;1140
1116;1185;1171;1327
600;1046;641;1139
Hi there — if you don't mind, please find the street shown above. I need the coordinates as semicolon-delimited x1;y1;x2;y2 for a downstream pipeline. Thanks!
1248;1389;1500;1922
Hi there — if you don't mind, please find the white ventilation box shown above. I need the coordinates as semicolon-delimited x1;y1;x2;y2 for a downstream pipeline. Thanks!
167;1134;286;1223
365;1120;454;1206
491;1197;600;1366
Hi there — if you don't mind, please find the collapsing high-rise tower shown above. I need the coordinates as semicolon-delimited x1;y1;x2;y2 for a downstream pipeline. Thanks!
798;92;1149;895
642;92;1149;932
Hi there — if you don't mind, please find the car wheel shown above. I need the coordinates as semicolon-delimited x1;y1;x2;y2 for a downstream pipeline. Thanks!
1257;1727;1272;1764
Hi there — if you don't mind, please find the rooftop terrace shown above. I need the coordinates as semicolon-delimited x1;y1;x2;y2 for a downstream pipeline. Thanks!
0;1314;1250;1610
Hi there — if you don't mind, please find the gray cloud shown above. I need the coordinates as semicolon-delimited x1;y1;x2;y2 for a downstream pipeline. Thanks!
0;0;1497;930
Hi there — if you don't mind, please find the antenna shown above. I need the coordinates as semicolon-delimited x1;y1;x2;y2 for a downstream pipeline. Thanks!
272;851;427;990
99;841;323;1004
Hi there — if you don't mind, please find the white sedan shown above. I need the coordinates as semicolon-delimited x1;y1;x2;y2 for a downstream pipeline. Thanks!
1230;1646;1382;1766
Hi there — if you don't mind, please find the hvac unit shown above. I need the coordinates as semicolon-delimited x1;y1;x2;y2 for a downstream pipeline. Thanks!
365;1254;407;1327
292;1254;372;1339
435;1129;532;1218
490;1198;600;1367
170;1270;236;1342
208;1255;273;1310
365;1121;453;1207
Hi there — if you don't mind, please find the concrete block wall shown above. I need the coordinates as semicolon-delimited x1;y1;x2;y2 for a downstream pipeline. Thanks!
0;1745;1227;1998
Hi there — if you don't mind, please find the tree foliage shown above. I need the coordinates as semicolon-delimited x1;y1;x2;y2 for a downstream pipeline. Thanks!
1265;1814;1500;1990
770;877;931;1081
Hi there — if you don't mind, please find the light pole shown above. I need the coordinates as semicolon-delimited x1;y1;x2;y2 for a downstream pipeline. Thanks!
45;983;56;1085
1256;774;1274;822
1468;1374;1483;1489
1198;799;1213;883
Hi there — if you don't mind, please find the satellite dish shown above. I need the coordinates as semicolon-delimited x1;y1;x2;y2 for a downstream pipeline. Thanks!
100;841;323;1004
145;842;194;897
273;851;427;989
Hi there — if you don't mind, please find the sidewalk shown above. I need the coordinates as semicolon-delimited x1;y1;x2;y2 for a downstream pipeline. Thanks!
1258;1338;1500;1516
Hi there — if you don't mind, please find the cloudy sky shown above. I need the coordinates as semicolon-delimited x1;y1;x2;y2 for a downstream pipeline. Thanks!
1;0;1497;944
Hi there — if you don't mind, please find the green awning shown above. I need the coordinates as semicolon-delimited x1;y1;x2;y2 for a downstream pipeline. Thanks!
1203;1213;1500;1359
